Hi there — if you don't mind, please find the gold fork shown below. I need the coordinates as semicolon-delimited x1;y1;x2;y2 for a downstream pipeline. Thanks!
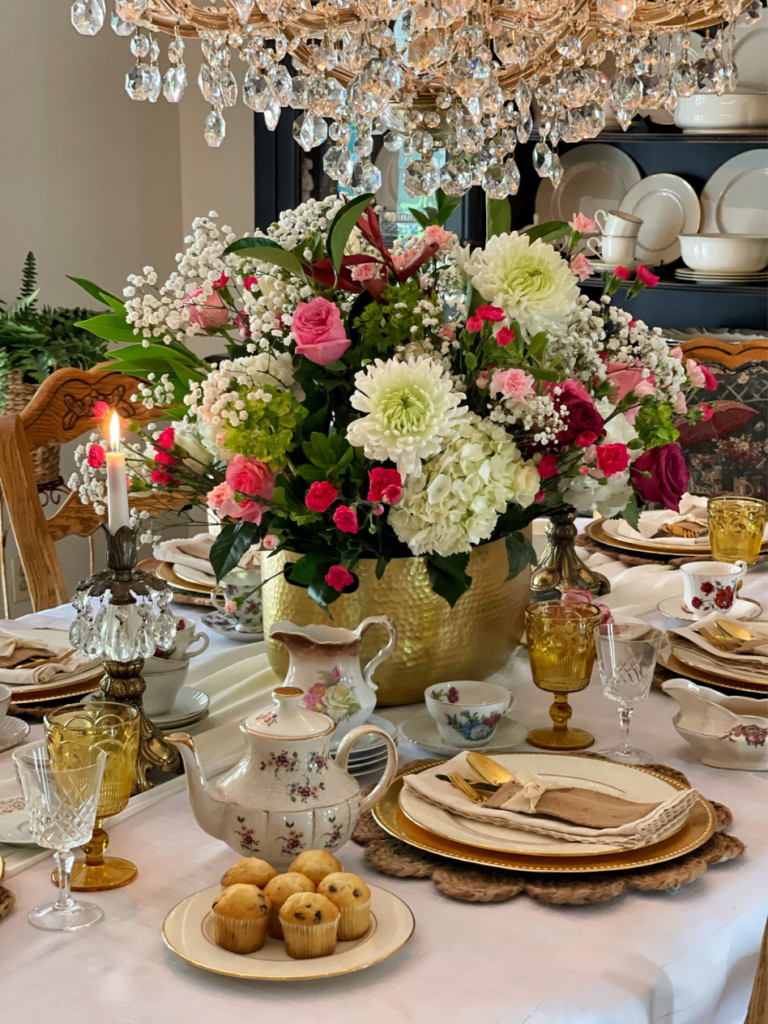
446;771;488;804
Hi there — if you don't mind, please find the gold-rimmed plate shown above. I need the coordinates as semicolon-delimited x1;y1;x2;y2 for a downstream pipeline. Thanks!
665;635;768;687
657;646;768;698
586;518;768;559
141;560;215;606
163;884;415;981
373;760;716;874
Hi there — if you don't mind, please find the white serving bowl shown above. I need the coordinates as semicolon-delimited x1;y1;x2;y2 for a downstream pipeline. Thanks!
674;94;768;133
424;680;512;748
678;234;768;273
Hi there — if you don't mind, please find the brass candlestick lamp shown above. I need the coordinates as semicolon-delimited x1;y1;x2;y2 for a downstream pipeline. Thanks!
69;523;181;793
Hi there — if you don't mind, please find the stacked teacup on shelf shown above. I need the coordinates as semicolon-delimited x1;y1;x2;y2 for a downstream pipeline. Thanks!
587;209;644;270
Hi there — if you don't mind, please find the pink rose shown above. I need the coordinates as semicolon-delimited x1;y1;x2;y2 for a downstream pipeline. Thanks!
562;589;613;625
183;286;229;329
292;297;351;365
350;262;378;282
87;444;105;469
670;346;683;360
438;324;456;341
685;359;706;388
424;225;454;250
673;391;688;415
325;565;355;592
92;400;109;420
570;252;594;282
333;506;359;534
476;369;490;389
302;681;329;711
263;534;279;549
595;442;630;477
490;368;536;403
569;213;598;234
305;480;339;513
224;600;237;614
225;454;275;525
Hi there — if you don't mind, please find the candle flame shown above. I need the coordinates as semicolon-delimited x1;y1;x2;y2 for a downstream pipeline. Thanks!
109;412;121;452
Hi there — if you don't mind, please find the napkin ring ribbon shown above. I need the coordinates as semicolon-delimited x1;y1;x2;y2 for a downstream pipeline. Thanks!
503;769;569;813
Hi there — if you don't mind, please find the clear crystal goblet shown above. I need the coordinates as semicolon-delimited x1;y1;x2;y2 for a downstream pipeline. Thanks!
594;623;663;764
13;742;106;931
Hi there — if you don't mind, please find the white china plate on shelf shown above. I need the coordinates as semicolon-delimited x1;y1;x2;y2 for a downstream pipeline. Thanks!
201;611;264;643
402;712;527;755
733;10;768;95
618;174;699;264
535;144;641;224
0;718;30;753
700;150;768;236
675;267;768;278
163;884;415;981
0;796;37;847
398;753;684;857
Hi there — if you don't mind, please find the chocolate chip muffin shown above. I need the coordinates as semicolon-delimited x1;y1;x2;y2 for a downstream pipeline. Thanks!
317;872;372;940
278;891;340;959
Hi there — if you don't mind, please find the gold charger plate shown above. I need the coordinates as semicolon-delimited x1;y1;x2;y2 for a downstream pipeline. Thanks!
587;518;768;559
373;760;716;874
658;645;768;698
10;673;102;706
141;560;215;606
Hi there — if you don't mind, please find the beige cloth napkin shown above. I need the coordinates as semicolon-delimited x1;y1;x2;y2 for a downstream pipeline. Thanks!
0;627;94;686
154;534;261;579
403;753;700;850
616;494;710;547
673;614;768;670
0;627;61;665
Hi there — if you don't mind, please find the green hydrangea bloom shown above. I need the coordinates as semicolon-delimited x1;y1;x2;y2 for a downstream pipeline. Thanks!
222;384;307;469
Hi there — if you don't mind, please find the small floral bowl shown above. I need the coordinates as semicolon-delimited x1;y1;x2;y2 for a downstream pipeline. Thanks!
424;680;512;748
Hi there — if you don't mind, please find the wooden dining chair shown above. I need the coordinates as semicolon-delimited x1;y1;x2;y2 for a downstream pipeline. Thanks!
675;337;768;500
0;367;181;612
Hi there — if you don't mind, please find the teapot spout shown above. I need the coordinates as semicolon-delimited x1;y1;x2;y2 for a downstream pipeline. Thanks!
167;733;227;840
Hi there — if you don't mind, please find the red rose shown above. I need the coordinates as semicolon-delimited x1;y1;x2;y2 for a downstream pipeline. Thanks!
595;443;630;477
700;581;714;595
537;454;558;479
325;565;355;592
550;379;605;446
636;264;660;288
292;297;351;366
466;315;483;332
701;367;717;391
630;443;690;512
476;305;505;322
575;430;598;447
367;468;402;503
332;506;359;534
691;596;702;609
305;480;339;513
87;444;105;469
496;326;516;347
715;586;734;609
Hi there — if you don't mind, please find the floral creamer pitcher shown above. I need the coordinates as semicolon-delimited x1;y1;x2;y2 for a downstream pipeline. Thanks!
270;617;397;741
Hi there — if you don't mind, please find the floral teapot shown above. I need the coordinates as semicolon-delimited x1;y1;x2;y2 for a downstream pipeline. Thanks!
169;686;398;867
270;616;397;742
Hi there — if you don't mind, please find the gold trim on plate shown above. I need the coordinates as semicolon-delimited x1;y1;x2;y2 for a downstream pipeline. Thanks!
373;758;717;874
154;560;216;595
586;518;768;558
658;647;768;697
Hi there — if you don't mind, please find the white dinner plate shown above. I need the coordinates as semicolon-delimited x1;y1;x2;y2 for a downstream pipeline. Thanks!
0;796;37;847
173;563;217;588
671;638;768;687
700;150;768;235
399;753;684;857
619;174;700;264
151;687;210;728
535;144;641;224
733;10;768;95
402;712;528;755
676;268;768;278
163;883;415;981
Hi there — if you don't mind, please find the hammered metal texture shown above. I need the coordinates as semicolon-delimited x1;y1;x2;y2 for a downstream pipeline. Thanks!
262;537;530;705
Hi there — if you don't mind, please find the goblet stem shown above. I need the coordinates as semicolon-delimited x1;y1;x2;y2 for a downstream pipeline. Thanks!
83;820;109;867
53;851;76;914
618;704;634;753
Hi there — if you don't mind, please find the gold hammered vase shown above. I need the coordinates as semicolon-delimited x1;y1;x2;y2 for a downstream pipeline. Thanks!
262;537;530;705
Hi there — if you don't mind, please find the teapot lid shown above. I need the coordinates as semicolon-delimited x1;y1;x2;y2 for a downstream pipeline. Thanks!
243;687;334;740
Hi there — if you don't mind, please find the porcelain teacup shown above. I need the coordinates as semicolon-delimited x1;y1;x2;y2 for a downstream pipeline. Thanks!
587;234;638;265
594;209;643;238
424;680;512;748
0;683;11;723
142;659;190;717
680;560;748;618
172;617;209;658
211;568;262;632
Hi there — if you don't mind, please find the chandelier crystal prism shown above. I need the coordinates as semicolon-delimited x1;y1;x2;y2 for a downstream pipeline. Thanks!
73;0;757;199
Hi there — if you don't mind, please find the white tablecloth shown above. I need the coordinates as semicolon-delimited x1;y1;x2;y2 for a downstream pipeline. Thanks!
0;552;766;1024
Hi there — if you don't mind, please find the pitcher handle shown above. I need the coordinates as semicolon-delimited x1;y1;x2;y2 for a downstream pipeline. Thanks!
355;616;397;693
335;725;398;816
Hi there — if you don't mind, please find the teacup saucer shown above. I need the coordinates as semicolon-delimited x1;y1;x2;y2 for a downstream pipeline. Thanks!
151;687;210;729
657;595;762;625
0;795;37;847
202;611;264;643
0;717;30;754
402;712;527;755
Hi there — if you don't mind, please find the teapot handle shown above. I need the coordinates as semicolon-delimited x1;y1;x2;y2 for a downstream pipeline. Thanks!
355;616;398;693
335;724;398;816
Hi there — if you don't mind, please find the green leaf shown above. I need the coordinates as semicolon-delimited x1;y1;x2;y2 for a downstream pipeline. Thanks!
426;552;472;608
528;366;560;382
527;331;548;364
75;313;136;345
326;193;375;277
524;221;571;244
375;555;388;581
408;208;431;229
209;521;259;581
504;532;537;582
223;238;307;278
486;197;511;240
615;495;641;531
66;276;124;309
287;552;330;586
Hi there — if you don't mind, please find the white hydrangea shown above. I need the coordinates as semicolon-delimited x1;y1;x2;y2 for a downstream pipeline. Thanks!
558;471;634;519
388;414;540;557
346;356;468;478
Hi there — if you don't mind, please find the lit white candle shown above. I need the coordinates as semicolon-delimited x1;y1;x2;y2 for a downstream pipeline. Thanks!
106;411;131;533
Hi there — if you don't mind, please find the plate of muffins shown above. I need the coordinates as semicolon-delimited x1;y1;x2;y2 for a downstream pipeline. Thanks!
162;848;416;980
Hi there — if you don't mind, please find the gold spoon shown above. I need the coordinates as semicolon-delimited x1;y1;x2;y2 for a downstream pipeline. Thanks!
716;619;754;642
465;752;514;786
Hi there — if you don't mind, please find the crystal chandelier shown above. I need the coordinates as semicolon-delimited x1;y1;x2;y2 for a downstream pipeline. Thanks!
72;0;758;199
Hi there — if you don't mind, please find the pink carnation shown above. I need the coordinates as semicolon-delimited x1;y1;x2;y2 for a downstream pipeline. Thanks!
423;225;454;250
333;506;359;534
224;600;237;614
673;391;687;415
325;565;354;592
466;315;483;333
490;368;536;403
636;264;660;288
569;213;598;234
350;262;379;282
570;252;594;282
183;286;229;329
496;326;516;347
476;305;505;322
87;444;105;469
700;403;714;421
92;401;109;420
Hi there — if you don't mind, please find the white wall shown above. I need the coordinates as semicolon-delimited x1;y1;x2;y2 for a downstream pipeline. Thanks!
0;3;253;615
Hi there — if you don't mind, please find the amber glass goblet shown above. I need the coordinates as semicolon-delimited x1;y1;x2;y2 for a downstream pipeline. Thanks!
525;600;601;751
708;496;767;566
45;702;140;891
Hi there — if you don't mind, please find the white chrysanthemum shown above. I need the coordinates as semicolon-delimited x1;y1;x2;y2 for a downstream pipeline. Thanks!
388;414;540;557
346;356;467;478
462;232;579;336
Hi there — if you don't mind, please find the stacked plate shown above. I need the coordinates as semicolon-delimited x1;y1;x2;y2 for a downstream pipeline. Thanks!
659;630;768;699
675;268;767;285
3;628;102;711
586;516;768;560
139;559;216;608
374;752;717;874
331;714;397;776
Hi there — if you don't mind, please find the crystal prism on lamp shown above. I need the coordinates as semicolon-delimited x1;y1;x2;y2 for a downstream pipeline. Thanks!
69;523;181;793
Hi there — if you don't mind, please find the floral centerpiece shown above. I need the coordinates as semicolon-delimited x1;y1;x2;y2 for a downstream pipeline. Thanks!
69;194;714;617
